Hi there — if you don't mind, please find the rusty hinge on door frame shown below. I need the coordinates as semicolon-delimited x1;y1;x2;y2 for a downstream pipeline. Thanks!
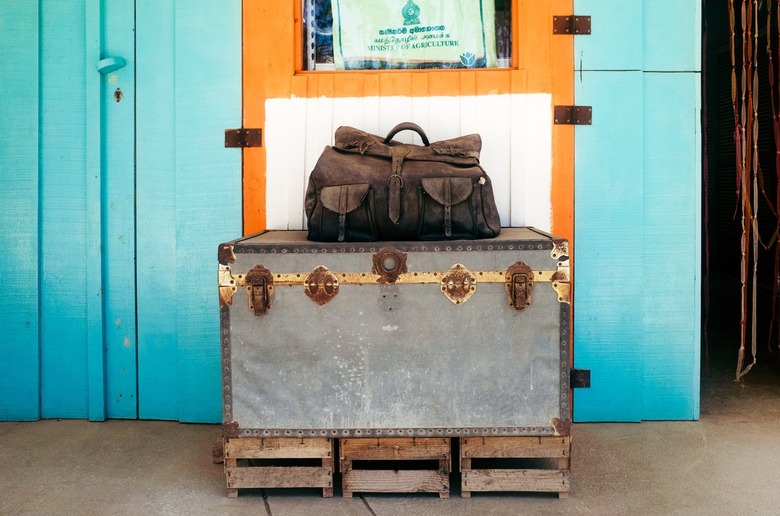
552;15;591;35
224;128;262;148
554;106;592;125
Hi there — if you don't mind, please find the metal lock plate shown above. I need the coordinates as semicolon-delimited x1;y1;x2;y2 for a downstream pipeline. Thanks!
372;248;408;284
440;263;477;304
304;266;340;305
245;265;274;316
505;261;534;311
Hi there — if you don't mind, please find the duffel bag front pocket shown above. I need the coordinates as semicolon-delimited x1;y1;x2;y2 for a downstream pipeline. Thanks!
418;177;477;240
311;183;377;242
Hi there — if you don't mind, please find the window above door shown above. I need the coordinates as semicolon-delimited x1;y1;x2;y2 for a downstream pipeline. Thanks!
301;0;513;71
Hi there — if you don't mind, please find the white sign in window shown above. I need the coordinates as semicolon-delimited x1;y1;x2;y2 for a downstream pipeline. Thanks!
304;0;512;71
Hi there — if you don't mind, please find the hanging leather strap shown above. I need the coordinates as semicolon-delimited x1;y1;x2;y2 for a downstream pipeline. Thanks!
337;186;348;241
388;147;410;224
443;177;453;237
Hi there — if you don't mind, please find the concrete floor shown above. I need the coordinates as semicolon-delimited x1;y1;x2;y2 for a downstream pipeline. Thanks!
1;363;779;516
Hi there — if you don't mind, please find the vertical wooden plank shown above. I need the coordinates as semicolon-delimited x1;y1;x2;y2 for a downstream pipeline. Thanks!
0;2;40;421
573;71;644;422
474;94;512;226
643;0;702;72
510;92;553;232
265;97;295;229
574;0;643;71
573;0;645;422
101;0;138;419
637;0;702;420
641;75;701;420
39;0;89;418
411;73;430;131
136;0;178;420
242;1;296;234
459;71;478;134
174;0;242;422
379;73;414;139
85;0;106;421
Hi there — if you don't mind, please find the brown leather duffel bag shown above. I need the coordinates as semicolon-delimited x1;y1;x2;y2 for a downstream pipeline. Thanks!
305;122;501;242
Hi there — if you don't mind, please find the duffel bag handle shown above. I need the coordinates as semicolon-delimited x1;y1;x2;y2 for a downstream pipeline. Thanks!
383;122;430;146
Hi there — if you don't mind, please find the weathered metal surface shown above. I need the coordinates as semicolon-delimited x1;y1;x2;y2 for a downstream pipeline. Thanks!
552;15;591;35
221;227;571;437
304;266;340;305
570;369;592;389
224;128;262;148
245;265;274;316
372;248;408;283
218;265;241;308
440;263;476;304
553;105;593;125
218;243;237;265
505;261;534;311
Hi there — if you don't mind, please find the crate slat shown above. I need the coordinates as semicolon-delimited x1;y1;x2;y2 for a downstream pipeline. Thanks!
223;437;334;497
226;466;333;489
462;469;569;492
224;437;333;459
461;436;570;459
340;438;450;461
343;470;449;497
460;436;571;498
340;437;451;498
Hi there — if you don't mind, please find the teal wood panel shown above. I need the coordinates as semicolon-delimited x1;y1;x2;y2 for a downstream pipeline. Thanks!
641;72;701;420
573;71;644;422
101;0;138;419
643;1;702;72
137;1;242;422
0;2;41;421
38;1;90;418
85;0;107;421
574;1;702;421
575;0;642;70
136;1;179;420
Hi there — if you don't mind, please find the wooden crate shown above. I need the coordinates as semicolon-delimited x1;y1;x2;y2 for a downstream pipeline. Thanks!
223;437;335;497
340;437;451;498
460;436;571;498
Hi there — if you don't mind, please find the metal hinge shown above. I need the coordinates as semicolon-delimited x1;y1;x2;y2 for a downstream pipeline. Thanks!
224;128;262;148
570;369;591;388
553;15;591;35
554;106;592;125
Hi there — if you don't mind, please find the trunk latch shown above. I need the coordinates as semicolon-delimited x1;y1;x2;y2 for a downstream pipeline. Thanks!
245;265;274;316
505;261;534;311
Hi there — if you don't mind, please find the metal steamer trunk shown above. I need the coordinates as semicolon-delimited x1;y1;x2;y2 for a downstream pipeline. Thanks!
218;227;571;439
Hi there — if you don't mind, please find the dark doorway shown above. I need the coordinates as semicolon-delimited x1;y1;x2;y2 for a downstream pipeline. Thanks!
703;0;780;377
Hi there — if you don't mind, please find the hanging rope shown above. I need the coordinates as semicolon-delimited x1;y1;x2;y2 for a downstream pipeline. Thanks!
735;0;759;381
768;0;780;356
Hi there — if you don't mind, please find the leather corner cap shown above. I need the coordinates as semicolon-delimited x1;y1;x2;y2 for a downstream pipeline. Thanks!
319;184;371;214
420;177;473;205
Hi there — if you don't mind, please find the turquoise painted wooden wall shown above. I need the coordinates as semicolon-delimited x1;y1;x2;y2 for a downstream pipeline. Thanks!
573;0;702;421
3;1;702;423
0;1;241;422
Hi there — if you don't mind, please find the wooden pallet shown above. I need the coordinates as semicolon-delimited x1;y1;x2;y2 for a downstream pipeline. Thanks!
340;437;451;498
460;436;571;498
223;437;335;497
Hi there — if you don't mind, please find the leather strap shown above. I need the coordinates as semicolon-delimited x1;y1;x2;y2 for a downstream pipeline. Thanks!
388;147;410;224
338;186;348;241
383;122;430;146
444;178;453;237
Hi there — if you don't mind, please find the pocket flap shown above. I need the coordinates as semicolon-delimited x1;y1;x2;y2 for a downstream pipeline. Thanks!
319;184;371;214
420;177;473;205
